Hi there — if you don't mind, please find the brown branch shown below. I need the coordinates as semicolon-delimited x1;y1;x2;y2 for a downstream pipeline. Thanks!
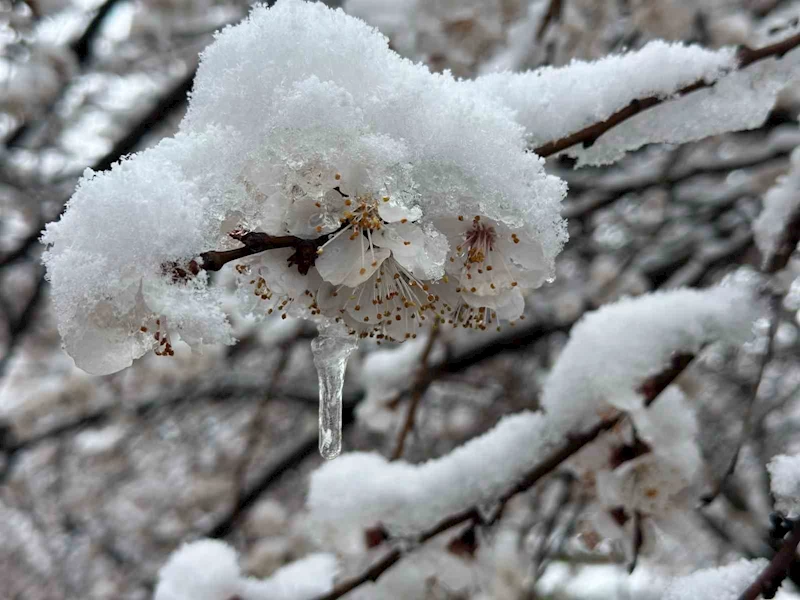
534;32;800;158
314;353;695;600
738;523;800;600
763;203;800;274
390;324;441;460
231;341;294;506
562;134;794;220
71;0;126;63
535;0;563;42
184;231;328;277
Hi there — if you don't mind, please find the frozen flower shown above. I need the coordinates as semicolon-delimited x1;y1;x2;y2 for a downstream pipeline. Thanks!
437;214;548;325
43;0;567;374
42;129;243;375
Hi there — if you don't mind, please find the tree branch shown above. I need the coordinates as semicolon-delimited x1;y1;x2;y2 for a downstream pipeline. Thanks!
231;340;294;505
192;231;327;276
534;32;800;158
536;0;563;42
738;522;800;600
391;324;441;460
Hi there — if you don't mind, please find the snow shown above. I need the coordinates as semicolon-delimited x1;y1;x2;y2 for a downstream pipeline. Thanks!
769;453;800;517
41;128;243;374
472;37;800;166
570;51;800;166
307;410;559;538
154;539;338;600
661;558;768;600
155;540;240;600
541;286;758;431
754;146;800;270
472;40;737;152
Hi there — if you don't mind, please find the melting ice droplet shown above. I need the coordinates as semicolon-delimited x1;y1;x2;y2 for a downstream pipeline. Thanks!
311;332;358;460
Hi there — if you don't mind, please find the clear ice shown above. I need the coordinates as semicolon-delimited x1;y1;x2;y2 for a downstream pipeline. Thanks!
311;328;358;460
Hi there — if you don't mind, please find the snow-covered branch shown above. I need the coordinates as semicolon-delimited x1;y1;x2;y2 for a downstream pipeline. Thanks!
305;285;756;596
475;32;800;165
154;540;338;600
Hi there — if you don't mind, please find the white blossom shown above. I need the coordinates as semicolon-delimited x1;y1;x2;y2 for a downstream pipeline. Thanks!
42;0;567;373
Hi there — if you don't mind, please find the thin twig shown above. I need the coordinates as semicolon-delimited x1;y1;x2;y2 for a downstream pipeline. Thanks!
205;402;359;540
231;341;294;506
535;0;564;41
391;324;441;460
71;0;126;63
0;268;46;379
523;472;575;597
536;491;589;579
534;32;800;158
703;292;780;505
764;203;800;274
192;231;327;276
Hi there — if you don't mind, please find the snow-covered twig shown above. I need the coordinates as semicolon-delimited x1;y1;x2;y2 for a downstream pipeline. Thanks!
532;32;800;158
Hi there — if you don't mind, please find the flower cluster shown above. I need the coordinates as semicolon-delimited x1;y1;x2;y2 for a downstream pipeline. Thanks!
42;0;566;374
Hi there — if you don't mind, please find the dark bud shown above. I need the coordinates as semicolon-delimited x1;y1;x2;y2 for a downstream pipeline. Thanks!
364;525;389;549
447;525;478;559
769;512;795;540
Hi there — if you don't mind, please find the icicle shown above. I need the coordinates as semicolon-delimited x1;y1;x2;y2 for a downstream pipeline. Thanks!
311;326;358;460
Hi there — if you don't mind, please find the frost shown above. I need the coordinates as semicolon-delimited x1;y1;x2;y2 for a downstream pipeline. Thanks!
754;146;800;269
154;539;337;600
768;453;800;517
472;40;737;151
307;411;560;537
312;327;359;460
541;286;758;430
662;558;768;600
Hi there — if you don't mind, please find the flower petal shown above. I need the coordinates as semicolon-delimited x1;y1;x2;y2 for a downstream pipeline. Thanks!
316;234;389;287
